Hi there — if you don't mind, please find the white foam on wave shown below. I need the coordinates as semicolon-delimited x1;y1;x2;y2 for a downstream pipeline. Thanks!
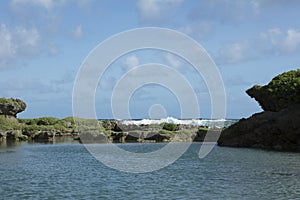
121;117;230;127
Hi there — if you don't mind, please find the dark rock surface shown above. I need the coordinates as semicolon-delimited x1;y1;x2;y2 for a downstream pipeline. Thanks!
109;132;128;143
0;131;6;142
218;104;300;151
218;69;300;152
79;132;108;143
101;120;122;132
0;98;26;117
0;130;28;141
32;131;56;142
145;133;172;142
194;129;221;142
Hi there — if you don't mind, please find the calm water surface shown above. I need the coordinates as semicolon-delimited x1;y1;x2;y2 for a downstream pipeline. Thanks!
0;140;299;200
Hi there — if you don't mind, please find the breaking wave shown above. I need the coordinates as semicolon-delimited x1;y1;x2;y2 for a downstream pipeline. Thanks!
121;117;237;128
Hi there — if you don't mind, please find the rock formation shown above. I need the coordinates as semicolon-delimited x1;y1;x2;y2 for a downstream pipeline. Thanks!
0;98;26;117
218;69;300;152
246;70;300;112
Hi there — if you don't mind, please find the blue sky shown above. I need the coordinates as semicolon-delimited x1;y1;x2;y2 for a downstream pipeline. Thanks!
0;0;299;119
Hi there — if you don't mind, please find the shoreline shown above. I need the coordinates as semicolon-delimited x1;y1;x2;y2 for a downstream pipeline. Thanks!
0;116;227;144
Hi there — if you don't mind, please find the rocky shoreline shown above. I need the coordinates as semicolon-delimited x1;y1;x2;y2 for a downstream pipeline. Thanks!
0;98;220;143
0;117;218;144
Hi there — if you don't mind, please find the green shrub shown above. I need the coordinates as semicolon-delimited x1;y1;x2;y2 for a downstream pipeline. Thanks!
22;125;44;136
2;115;109;138
62;117;75;126
198;126;209;131
19;117;60;126
36;117;60;125
101;120;111;129
0;116;21;130
162;123;178;131
159;129;174;135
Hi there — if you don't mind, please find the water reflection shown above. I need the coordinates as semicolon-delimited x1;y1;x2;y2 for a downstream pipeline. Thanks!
0;140;23;148
0;136;79;148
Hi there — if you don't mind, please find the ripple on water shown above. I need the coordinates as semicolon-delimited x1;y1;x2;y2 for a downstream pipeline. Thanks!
0;142;299;199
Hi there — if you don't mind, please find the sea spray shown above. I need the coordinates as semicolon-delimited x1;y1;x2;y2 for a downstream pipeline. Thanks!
121;117;237;128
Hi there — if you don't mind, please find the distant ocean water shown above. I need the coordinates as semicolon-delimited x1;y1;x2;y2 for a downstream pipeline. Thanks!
1;141;299;199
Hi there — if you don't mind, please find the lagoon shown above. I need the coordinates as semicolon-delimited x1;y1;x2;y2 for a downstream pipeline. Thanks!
0;141;299;199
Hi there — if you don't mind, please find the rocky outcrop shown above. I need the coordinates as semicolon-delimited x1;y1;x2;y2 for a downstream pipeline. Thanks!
246;70;300;112
0;131;6;142
194;128;222;142
0;130;28;141
79;132;108;143
0;98;26;117
109;132;128;143
31;131;56;142
144;132;172;142
218;69;300;152
218;104;300;151
101;120;122;132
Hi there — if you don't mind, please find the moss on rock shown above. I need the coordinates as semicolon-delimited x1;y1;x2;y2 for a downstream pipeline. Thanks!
246;69;300;111
219;69;300;152
0;98;26;117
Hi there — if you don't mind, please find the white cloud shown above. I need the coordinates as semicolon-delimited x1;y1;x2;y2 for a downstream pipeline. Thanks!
188;0;258;24
282;29;300;52
0;78;57;97
99;76;116;91
72;25;83;39
250;0;300;10
165;53;182;69
15;27;40;54
179;21;214;39
10;0;98;12
260;28;300;54
0;24;41;68
76;0;96;10
48;43;60;55
124;55;140;69
0;25;14;62
217;28;300;65
52;69;76;85
10;0;65;10
260;28;282;46
137;0;184;23
188;0;300;26
218;42;252;64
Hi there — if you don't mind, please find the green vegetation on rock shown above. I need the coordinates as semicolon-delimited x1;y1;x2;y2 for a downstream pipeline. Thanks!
159;129;175;136
0;98;26;117
0;96;221;143
0;115;21;130
0;96;224;143
18;117;77;134
0;98;17;105
219;69;300;152
162;123;179;131
19;117;60;126
246;69;300;111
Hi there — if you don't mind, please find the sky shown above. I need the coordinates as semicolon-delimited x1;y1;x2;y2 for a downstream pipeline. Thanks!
0;0;299;119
